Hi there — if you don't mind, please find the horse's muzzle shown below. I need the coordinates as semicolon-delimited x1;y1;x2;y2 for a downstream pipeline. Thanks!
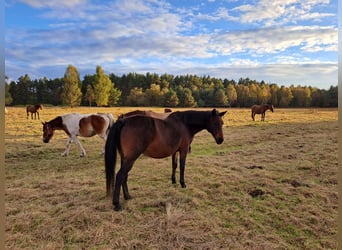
216;137;224;144
43;138;50;143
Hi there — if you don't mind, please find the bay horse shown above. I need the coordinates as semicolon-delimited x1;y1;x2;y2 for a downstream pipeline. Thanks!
27;104;43;120
251;104;274;121
42;113;114;157
118;109;191;186
105;109;227;211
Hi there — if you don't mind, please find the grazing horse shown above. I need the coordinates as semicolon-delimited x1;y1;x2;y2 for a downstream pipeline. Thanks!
105;109;227;211
251;104;274;121
118;109;191;186
42;113;114;157
27;104;43;120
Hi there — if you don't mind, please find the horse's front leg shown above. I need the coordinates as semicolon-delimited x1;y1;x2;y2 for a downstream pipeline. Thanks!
73;136;86;157
179;150;188;188
37;112;40;120
62;137;73;156
261;113;265;121
171;152;178;184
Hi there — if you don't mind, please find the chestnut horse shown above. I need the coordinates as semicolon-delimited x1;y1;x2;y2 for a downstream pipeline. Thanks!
27;104;43;120
105;109;227;211
251;104;274;121
42;113;114;157
118;109;191;186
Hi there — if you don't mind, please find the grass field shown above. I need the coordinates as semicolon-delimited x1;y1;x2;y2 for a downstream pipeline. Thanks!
5;106;338;249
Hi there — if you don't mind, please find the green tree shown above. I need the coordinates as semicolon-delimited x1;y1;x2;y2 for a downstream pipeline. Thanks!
93;66;112;107
108;86;122;106
5;80;13;105
178;87;197;107
61;65;82;107
213;88;228;107
127;87;146;106
145;83;164;106
163;89;179;107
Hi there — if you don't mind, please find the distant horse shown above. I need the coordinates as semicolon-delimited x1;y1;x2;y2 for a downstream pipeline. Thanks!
27;104;43;120
118;109;191;186
251;104;274;121
42;113;114;157
105;109;227;211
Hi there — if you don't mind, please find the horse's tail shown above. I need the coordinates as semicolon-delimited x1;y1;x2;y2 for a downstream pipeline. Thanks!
105;119;124;197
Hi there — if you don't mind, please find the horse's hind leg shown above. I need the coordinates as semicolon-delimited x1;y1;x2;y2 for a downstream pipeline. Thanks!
113;159;135;211
122;174;132;200
171;153;178;184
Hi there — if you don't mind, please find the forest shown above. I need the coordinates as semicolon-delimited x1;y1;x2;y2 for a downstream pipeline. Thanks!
5;64;338;108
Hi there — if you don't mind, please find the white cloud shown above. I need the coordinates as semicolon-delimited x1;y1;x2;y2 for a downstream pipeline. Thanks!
17;0;87;8
233;0;334;26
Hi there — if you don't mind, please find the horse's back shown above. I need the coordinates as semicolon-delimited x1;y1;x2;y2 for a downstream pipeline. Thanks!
120;115;185;159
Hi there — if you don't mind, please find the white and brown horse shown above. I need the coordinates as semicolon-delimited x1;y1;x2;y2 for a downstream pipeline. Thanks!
251;104;274;121
42;113;114;157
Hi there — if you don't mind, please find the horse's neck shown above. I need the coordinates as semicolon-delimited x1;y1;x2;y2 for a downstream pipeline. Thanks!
181;111;209;136
49;116;64;130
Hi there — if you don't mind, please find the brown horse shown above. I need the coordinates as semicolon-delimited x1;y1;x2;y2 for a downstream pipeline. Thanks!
26;104;43;120
118;109;188;186
105;109;227;211
42;113;114;157
251;104;274;121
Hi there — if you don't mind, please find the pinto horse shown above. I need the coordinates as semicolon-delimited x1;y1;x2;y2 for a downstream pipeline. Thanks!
42;113;114;157
251;104;274;121
27;104;43;120
105;109;227;211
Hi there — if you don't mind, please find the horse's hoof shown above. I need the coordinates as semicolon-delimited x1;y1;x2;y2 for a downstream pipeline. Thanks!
181;183;187;188
123;194;132;200
113;204;122;211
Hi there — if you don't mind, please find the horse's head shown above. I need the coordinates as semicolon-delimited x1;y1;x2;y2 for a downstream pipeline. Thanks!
207;109;227;145
269;104;274;112
42;121;54;143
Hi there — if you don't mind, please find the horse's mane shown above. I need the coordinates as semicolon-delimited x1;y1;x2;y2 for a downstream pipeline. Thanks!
170;110;211;127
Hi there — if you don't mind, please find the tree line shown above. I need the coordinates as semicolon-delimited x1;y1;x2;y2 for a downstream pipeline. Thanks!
5;64;338;108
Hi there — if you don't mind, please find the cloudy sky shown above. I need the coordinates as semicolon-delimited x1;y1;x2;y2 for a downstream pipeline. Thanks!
5;0;338;89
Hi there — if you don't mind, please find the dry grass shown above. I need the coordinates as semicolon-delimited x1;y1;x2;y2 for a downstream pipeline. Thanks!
5;107;338;249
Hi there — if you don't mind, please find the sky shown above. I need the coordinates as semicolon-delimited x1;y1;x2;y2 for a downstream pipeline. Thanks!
5;0;338;89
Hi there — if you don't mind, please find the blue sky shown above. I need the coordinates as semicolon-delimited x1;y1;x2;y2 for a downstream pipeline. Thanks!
5;0;338;89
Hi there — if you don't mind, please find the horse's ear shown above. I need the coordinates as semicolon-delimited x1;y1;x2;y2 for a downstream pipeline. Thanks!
211;109;217;116
41;121;46;125
219;111;227;117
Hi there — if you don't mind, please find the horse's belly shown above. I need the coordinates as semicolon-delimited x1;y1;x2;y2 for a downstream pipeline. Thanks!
143;144;177;159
